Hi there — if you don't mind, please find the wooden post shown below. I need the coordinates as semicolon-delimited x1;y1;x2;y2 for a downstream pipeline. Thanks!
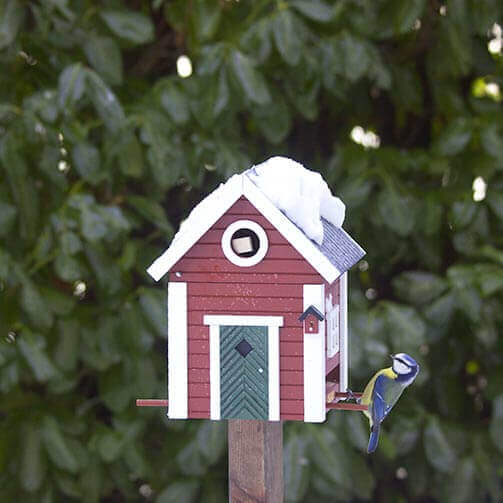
228;420;283;503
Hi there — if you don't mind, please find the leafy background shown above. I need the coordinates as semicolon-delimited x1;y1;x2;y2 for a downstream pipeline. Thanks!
1;0;503;501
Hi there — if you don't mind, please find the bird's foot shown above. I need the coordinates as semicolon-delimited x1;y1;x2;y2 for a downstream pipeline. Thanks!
345;388;361;404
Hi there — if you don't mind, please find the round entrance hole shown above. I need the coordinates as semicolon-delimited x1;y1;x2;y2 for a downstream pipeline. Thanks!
221;220;268;267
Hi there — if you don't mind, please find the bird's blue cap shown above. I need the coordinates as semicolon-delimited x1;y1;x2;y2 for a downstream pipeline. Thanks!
392;353;418;368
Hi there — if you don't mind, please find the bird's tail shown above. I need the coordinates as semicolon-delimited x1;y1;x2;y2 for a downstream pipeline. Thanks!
367;424;380;453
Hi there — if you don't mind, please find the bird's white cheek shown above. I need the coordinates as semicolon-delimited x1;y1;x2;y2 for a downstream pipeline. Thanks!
393;361;410;374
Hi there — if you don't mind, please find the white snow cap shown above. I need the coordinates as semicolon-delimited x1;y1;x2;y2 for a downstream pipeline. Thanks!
247;156;345;245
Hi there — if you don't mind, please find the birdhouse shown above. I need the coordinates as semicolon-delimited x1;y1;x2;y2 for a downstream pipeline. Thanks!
147;157;365;423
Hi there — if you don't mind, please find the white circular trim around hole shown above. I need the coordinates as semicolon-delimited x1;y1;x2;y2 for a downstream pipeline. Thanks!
221;219;269;267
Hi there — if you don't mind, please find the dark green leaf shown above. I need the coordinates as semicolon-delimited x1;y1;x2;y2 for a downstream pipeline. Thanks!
117;133;144;177
79;456;102;503
20;423;45;492
85;244;122;294
84;35;123;86
487;192;503;221
54;253;82;282
72;142;101;182
335;32;372;82
21;281;53;330
17;332;58;382
128;196;172;234
291;0;333;22
139;288;167;337
424;417;457;473
433;118;472;156
41;416;80;473
160;84;190;125
97;430;124;462
284;435;309;502
450;200;477;228
193;0;221;41
480;124;503;161
80;206;108;242
156;481;199;503
0;0;24;49
392;0;427;34
441;458;475;503
85;70;126;134
0;199;17;236
196;421;226;465
100;10;154;44
392;271;448;304
273;10;303;66
230;50;271;105
176;441;206;476
377;188;416;236
239;19;272;63
1;136;39;241
253;94;292;144
58;64;86;109
474;263;503;296
381;301;426;353
53;320;80;372
423;292;456;336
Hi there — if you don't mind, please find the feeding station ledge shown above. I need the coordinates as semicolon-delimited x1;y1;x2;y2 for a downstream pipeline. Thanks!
326;391;368;411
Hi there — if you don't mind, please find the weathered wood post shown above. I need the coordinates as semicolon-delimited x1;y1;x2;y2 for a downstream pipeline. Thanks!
228;420;283;503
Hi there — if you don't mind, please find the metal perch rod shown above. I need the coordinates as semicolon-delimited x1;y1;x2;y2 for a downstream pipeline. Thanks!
136;399;169;407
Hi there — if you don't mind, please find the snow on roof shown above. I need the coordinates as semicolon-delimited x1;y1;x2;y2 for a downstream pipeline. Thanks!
246;157;345;245
147;157;365;282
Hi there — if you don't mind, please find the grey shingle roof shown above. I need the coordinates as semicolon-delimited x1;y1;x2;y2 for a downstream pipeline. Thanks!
314;218;366;274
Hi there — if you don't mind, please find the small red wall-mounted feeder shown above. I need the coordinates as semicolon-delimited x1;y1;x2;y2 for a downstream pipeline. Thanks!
299;305;324;334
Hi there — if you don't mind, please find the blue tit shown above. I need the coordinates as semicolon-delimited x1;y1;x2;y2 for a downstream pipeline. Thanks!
360;353;419;453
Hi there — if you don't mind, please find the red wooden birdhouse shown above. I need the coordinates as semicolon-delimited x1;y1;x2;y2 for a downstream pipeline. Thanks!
146;157;365;422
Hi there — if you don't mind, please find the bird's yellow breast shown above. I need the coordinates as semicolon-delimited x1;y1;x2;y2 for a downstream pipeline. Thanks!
360;367;398;415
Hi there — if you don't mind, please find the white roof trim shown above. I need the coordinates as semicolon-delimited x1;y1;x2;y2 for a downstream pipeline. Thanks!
147;173;341;283
147;175;244;281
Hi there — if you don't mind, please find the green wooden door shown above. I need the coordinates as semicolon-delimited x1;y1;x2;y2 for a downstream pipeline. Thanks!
220;325;268;420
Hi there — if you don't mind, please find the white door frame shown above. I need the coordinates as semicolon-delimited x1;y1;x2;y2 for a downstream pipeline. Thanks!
203;315;283;421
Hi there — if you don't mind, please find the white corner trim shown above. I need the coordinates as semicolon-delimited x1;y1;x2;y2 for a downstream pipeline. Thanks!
303;284;326;423
167;282;188;419
243;177;341;283
204;314;282;421
204;315;283;327
221;219;269;267
209;324;220;420
268;325;280;421
147;175;244;281
339;273;349;393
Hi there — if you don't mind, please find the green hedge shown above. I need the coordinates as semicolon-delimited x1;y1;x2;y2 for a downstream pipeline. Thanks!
1;1;503;501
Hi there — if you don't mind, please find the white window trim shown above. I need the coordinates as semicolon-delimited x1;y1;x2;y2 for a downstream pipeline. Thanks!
221;219;269;267
326;304;340;358
167;282;188;419
303;284;326;423
203;314;283;421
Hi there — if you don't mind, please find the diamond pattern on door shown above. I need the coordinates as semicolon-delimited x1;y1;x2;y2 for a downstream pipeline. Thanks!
235;339;253;357
220;325;268;420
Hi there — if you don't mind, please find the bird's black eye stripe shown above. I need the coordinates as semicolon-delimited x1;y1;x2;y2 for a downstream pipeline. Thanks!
396;357;412;368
